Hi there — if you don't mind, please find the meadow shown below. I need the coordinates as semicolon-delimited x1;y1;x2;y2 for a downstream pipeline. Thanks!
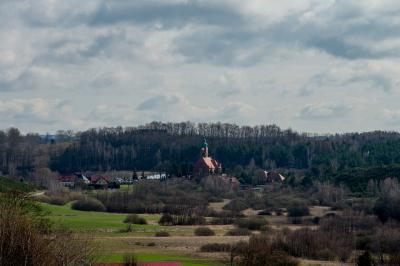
40;202;229;265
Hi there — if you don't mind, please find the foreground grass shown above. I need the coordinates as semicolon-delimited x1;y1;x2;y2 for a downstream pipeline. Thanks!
97;252;225;266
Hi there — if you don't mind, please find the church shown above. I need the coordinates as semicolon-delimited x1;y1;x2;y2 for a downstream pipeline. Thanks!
193;139;222;177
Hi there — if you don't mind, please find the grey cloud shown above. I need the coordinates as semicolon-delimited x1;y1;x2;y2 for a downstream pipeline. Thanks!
298;102;351;120
137;94;182;111
299;63;398;96
89;1;243;28
9;0;400;66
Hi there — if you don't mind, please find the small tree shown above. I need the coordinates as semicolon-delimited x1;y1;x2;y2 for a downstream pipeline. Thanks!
194;227;215;236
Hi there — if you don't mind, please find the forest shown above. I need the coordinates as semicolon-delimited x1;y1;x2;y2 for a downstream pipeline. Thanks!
1;122;400;188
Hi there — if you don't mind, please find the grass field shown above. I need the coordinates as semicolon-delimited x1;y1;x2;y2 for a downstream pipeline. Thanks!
40;202;227;265
41;202;162;232
97;253;225;266
40;203;232;236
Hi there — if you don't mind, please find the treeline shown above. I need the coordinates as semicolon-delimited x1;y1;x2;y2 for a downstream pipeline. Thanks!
49;122;400;178
2;122;400;185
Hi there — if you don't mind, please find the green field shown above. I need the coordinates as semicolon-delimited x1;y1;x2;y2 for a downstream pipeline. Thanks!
41;203;213;236
41;203;162;232
98;253;224;266
40;203;225;265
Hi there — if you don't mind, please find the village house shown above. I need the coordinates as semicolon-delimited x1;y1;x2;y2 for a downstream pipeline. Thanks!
263;171;286;183
58;173;90;187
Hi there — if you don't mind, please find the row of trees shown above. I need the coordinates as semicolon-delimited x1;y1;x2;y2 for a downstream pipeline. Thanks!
2;122;400;186
49;123;400;179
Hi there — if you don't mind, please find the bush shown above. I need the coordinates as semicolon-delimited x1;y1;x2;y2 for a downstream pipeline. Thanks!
287;204;310;217
316;249;336;261
124;214;147;225
71;198;106;212
0;192;94;266
200;243;231;252
223;199;248;213
235;217;267;230
226;228;252;236
48;195;69;206
155;231;170;237
159;214;174;225
194;227;215;236
158;214;206;226
233;235;299;266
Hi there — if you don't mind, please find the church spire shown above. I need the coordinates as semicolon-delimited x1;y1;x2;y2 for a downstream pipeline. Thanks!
203;138;209;157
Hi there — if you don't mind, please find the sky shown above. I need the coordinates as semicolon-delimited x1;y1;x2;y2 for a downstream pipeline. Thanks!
1;0;400;134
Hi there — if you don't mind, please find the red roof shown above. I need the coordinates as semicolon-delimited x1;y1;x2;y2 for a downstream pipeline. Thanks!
201;157;219;169
58;175;75;182
90;175;110;184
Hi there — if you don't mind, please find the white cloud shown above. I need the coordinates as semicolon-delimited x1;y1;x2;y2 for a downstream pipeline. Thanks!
298;102;351;120
1;1;400;133
0;99;83;132
382;109;400;125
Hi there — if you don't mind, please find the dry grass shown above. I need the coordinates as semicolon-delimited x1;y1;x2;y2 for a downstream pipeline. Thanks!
300;259;353;266
208;199;231;212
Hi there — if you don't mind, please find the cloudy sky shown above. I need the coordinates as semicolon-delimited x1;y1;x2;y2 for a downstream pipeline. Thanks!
1;0;400;133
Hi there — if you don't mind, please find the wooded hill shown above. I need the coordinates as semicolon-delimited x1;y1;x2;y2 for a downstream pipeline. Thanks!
1;122;400;188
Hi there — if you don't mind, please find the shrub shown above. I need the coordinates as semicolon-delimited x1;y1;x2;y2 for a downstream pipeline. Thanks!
235;217;267;230
155;231;170;237
71;198;106;212
233;235;299;266
0;192;94;266
200;243;231;252
124;214;147;225
223;199;248;213
159;214;174;225
48;195;69;206
226;228;252;236
194;227;215;236
158;214;205;226
317;249;336;261
287;204;310;217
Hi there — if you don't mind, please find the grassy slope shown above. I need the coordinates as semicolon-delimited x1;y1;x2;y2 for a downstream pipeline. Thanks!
0;176;32;192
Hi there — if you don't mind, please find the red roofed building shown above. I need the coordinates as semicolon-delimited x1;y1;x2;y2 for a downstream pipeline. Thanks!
193;139;222;177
